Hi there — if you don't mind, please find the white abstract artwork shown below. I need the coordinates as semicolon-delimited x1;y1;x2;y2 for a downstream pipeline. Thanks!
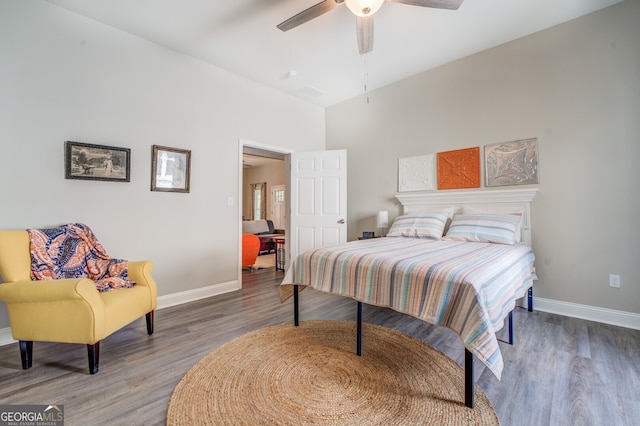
398;154;436;192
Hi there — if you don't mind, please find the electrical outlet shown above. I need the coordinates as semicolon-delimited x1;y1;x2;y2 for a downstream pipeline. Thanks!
609;274;621;288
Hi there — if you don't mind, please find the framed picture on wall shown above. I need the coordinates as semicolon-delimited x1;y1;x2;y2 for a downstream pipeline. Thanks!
65;141;131;182
151;145;191;193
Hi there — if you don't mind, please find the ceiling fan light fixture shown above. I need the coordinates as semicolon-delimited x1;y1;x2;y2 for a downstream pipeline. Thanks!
344;0;385;17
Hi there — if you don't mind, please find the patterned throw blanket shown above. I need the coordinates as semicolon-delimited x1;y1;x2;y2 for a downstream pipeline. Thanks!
28;223;135;292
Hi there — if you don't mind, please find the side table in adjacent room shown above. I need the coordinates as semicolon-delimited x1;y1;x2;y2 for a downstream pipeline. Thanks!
275;238;286;271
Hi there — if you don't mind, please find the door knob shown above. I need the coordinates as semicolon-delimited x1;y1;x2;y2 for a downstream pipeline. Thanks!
337;219;345;224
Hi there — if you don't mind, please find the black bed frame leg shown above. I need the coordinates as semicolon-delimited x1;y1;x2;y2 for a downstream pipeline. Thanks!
528;287;533;312
293;285;299;326
465;349;474;408
508;311;514;345
356;301;363;356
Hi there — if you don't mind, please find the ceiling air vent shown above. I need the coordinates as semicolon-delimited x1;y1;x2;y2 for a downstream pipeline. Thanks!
299;85;325;98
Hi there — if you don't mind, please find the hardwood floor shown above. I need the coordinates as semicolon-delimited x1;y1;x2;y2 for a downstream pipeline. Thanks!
0;268;638;425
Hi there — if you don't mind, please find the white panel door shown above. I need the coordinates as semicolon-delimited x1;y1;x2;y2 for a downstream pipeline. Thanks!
289;150;347;262
271;185;286;230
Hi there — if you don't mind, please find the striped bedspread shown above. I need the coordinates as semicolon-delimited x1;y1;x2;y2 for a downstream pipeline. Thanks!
280;237;536;379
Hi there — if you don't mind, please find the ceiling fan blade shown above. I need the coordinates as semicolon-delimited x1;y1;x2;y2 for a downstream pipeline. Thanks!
356;16;374;55
277;0;344;32
386;0;464;10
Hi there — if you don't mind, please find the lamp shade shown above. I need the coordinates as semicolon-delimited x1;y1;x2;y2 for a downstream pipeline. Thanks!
345;0;385;17
376;210;389;228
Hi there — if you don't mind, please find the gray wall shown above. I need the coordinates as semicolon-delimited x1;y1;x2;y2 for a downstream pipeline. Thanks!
0;1;325;329
327;0;640;314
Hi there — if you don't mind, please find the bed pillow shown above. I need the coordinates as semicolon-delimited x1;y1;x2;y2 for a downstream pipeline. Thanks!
386;212;450;240
443;213;522;245
463;206;524;243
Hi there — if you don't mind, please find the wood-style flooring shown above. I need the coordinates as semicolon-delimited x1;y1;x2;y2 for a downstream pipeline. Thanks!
0;267;638;425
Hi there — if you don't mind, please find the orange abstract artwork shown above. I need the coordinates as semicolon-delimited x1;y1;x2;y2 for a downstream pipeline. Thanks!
437;147;481;190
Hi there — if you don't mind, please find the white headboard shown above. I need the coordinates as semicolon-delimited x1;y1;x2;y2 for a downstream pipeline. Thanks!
395;188;539;246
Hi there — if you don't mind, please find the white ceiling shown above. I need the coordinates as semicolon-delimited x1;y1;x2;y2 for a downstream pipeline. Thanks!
45;0;622;107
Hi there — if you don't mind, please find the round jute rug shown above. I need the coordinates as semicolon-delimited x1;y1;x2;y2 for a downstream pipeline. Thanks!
166;320;499;425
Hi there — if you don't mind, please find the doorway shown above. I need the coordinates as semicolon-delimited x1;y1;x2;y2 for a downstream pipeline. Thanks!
239;140;291;287
238;141;348;288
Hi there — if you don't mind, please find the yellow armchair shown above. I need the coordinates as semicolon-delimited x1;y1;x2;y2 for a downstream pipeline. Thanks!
0;229;158;374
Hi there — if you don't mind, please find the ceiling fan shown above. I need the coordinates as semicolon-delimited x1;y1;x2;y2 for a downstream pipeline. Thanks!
277;0;464;55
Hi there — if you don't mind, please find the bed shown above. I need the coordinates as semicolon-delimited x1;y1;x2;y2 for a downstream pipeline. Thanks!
280;188;538;408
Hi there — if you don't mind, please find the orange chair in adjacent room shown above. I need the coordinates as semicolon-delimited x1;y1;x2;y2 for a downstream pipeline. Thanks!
242;233;260;269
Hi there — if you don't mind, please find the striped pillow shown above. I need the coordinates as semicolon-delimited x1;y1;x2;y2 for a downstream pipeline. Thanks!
444;213;521;245
386;212;449;239
463;207;524;243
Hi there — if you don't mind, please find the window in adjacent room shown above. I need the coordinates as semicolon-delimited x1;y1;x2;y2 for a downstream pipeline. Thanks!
251;182;266;220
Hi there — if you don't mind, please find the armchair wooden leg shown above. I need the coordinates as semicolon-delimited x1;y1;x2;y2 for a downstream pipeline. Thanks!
19;340;33;370
146;311;154;335
87;342;99;374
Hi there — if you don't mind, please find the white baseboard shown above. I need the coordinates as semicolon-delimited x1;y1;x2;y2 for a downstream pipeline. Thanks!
534;297;640;330
0;279;241;347
156;279;240;310
0;327;14;347
2;292;638;347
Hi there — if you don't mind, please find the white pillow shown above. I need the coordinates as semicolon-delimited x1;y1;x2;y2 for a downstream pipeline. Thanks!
443;213;522;245
387;211;450;240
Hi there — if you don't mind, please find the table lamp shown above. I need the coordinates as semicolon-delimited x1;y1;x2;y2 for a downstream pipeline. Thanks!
376;210;389;237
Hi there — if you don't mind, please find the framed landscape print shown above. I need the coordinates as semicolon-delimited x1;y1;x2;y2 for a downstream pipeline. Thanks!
65;141;130;182
151;145;191;193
